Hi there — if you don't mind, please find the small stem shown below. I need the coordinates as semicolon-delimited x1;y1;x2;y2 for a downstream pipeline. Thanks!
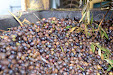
9;11;23;26
40;56;49;64
33;13;41;21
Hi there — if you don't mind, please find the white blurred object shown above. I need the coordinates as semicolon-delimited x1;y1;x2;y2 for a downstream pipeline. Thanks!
79;0;82;7
52;0;57;8
0;0;21;15
51;0;60;9
21;0;27;11
57;0;60;7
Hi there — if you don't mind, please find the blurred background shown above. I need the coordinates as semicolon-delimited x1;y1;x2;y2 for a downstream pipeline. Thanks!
0;0;21;15
0;0;112;15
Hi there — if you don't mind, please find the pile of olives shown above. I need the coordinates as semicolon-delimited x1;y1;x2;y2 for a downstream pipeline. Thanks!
0;17;113;75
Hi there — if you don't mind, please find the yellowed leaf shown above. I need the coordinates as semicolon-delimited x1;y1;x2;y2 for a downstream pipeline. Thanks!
101;54;104;60
69;27;77;33
79;12;86;23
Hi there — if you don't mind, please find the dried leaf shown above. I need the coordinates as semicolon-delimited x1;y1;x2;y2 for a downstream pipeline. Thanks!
84;24;88;36
79;12;86;23
87;10;90;24
82;4;87;15
18;11;22;18
69;27;77;33
61;47;64;52
22;18;31;24
98;48;101;57
101;54;104;60
8;11;23;26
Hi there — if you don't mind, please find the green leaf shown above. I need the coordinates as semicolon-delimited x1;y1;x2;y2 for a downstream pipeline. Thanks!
87;32;91;36
91;13;93;24
103;31;108;39
78;66;84;71
60;47;64;52
103;53;107;59
51;21;55;23
101;47;110;54
99;30;104;38
91;44;95;53
96;24;98;28
92;27;94;33
104;59;113;65
66;26;71;29
107;65;112;71
111;60;113;63
101;28;108;39
95;44;101;49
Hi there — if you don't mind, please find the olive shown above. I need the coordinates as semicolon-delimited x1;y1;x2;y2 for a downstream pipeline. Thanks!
0;17;112;75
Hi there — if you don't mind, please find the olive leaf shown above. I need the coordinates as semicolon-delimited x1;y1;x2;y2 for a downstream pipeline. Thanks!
51;21;55;23
103;53;108;59
69;27;77;33
87;32;91;36
101;54;104;60
92;27;95;33
98;48;101;57
66;26;71;29
101;47;110;54
84;24;88;37
104;59;113;66
100;27;108;39
60;47;64;52
107;65;112;71
91;43;111;58
99;30;104;39
90;43;95;53
91;13;93;24
77;66;84;71
111;60;113;63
